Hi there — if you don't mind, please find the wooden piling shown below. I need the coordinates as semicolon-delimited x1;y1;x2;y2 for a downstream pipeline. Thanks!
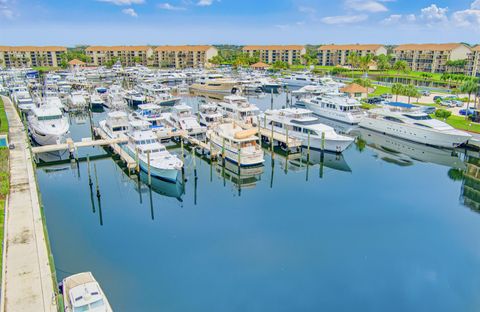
135;148;139;173
307;132;311;161
147;151;151;186
321;132;325;151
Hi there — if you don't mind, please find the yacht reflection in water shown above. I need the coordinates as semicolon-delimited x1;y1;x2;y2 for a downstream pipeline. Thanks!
214;159;264;195
460;155;480;212
137;170;184;201
353;128;466;170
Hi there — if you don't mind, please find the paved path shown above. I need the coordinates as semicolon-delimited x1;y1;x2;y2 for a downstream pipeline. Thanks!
0;96;57;312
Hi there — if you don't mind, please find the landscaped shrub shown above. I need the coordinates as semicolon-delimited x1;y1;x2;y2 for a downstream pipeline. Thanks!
435;109;452;119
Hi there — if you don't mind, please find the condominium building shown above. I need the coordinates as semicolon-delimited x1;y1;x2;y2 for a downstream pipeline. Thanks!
0;46;66;68
318;44;387;66
393;43;472;73
154;45;218;68
85;46;154;66
467;46;480;77
242;45;306;65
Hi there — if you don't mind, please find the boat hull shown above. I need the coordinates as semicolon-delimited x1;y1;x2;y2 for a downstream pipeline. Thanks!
359;117;471;148
124;147;180;183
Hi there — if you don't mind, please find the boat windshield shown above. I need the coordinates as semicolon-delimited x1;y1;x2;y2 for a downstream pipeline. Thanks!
403;114;432;120
291;119;319;125
38;115;62;121
73;298;105;312
135;139;157;144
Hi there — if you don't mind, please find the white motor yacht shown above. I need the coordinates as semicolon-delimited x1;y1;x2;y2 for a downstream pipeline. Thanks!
67;91;88;111
62;272;113;312
207;122;264;167
124;90;147;107
198;103;223;127
130;103;166;130
28;105;69;145
163;104;206;138
99;111;129;139
359;107;472;148
302;93;366;124
260;108;354;152
124;120;183;182
217;95;260;125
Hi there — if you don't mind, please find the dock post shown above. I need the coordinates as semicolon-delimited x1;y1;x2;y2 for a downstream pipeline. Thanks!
321;132;325;151
147;151;151;186
307;132;311;162
319;150;324;179
237;146;241;172
209;139;213;162
87;154;92;187
222;138;226;160
270;88;273;110
181;137;185;163
192;146;197;177
285;126;289;149
135;148;139;173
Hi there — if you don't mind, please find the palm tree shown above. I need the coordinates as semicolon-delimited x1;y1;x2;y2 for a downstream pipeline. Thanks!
460;80;479;112
374;54;392;72
404;84;419;104
347;52;360;79
391;83;405;102
392;60;409;83
359;54;374;77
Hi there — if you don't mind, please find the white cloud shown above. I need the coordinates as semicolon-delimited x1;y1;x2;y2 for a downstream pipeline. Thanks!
406;14;416;22
321;14;368;24
345;0;388;13
472;0;480;9
452;9;480;27
122;7;138;17
98;0;144;5
0;0;14;19
197;0;213;6
298;6;316;14
420;4;448;23
157;2;186;10
381;13;416;25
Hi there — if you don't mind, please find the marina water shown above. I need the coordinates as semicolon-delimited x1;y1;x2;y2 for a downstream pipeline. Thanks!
37;92;480;311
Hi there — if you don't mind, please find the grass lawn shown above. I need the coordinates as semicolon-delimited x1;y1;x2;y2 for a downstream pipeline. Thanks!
433;114;480;133
0;98;8;134
369;85;391;97
0;148;9;276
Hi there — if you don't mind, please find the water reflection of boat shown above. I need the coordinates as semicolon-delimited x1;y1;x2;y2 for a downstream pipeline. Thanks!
138;171;184;200
215;160;264;189
36;150;69;163
288;149;352;173
353;128;466;169
460;156;480;212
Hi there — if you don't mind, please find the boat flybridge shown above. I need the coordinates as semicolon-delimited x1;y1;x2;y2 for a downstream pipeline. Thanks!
190;74;242;95
124;120;183;183
130;103;166;129
260;108;354;153
359;107;472;148
27;105;69;145
217;95;260;125
164;104;206;138
198;103;223;127
302;93;366;124
99;111;129;139
207;122;264;167
62;272;113;312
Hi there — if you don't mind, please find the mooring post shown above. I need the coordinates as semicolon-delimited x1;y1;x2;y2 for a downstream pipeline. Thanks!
192;145;197;177
222;137;226;159
307;132;311;162
270;120;274;158
87;154;92;187
94;163;100;198
321;131;325;151
135;148;139;173
147;151;151;186
270;88;273;110
180;137;185;163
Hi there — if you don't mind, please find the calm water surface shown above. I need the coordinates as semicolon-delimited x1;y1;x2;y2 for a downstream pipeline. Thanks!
36;93;480;311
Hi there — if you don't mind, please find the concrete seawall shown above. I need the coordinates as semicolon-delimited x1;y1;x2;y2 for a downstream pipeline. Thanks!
0;96;57;312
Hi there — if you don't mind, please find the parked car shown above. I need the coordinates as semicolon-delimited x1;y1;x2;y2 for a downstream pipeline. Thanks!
433;96;443;102
381;93;392;99
459;108;476;116
420;90;431;96
366;97;383;104
470;110;480;122
440;100;455;107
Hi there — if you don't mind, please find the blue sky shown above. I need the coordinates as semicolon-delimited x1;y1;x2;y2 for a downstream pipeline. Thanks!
0;0;479;45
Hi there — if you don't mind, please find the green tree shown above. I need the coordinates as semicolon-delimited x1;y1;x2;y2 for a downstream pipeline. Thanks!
353;78;373;97
359;54;374;76
404;84;419;104
391;83;405;102
374;54;393;72
460;80;479;112
392;60;409;83
347;52;360;78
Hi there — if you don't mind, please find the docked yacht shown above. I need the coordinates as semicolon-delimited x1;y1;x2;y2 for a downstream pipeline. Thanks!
359;107;472;148
164;104;206;138
89;93;105;110
130;103;166;129
190;76;242;95
198;103;223;126
99;111;129;139
124;89;147;107
124;120;183;182
217;95;260;125
280;73;318;87
28;105;69;145
207;122;264;166
44;90;65;111
66;91;88;111
153;92;181;107
61;272;113;312
260;108;354;152
302;93;366;124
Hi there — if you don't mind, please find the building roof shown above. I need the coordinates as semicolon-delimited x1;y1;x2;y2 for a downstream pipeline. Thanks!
340;83;368;94
0;46;66;52
154;45;215;52
250;61;270;69
473;46;480;52
68;59;85;65
319;44;384;51
394;43;468;52
85;46;151;52
242;45;305;51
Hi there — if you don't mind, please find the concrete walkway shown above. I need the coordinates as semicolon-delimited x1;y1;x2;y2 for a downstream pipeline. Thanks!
0;96;57;312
